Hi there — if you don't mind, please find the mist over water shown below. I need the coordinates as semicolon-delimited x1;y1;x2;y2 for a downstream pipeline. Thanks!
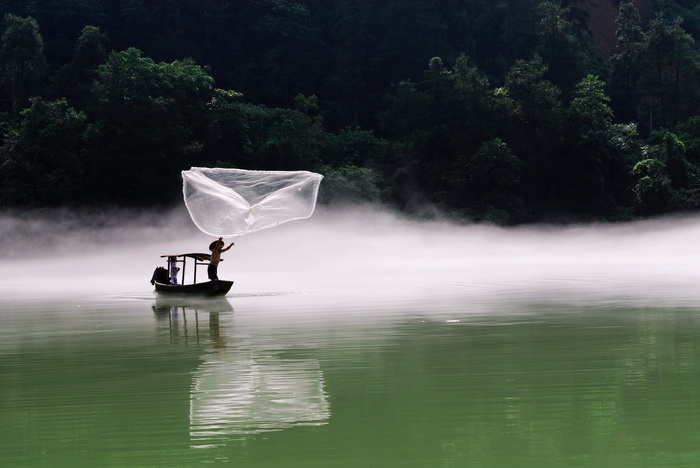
1;206;700;305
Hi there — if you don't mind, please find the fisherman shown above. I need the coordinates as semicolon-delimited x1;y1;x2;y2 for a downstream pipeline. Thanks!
208;237;234;281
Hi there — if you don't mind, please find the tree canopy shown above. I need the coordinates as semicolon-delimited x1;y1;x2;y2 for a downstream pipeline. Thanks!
2;0;700;224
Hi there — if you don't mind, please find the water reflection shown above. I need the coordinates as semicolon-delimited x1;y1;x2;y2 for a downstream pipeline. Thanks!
152;296;233;347
189;351;329;448
151;296;330;448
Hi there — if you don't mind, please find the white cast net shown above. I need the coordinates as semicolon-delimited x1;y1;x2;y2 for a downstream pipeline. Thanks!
182;167;323;237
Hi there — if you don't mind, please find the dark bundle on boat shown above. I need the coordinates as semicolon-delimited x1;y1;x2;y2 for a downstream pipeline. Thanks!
150;266;169;285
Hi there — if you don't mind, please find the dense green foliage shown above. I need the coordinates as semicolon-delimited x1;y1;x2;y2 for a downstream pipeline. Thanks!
1;0;700;223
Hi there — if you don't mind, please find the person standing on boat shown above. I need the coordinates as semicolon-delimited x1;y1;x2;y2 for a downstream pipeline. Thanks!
168;256;180;285
208;237;234;281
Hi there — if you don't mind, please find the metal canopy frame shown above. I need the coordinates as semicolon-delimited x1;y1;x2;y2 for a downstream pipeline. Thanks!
161;253;211;285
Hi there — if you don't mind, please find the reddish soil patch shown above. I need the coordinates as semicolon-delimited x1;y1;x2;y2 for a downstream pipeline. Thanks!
574;0;650;60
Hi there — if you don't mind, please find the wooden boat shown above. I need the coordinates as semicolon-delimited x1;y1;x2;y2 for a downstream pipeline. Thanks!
151;253;233;296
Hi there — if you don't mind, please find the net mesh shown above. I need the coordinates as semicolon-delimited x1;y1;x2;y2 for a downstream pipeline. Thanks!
182;167;323;237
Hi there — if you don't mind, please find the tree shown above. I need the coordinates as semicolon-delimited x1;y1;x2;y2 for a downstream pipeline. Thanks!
25;0;108;66
630;130;700;214
247;1;327;108
501;55;563;212
659;131;691;190
609;0;645;123
554;75;616;216
534;0;590;98
448;137;525;224
0;97;86;206
631;153;672;215
637;13;700;130
322;126;387;168
450;54;503;147
374;0;449;86
378;55;506;205
71;24;108;71
318;165;382;205
440;0;539;80
327;0;450;129
58;25;109;108
502;55;562;138
675;116;700;165
0;14;47;118
252;94;326;170
201;89;254;167
84;48;215;204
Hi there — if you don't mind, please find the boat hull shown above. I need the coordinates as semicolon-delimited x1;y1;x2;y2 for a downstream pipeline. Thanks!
154;280;233;297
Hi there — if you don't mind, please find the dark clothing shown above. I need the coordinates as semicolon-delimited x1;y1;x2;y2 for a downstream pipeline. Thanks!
208;264;218;281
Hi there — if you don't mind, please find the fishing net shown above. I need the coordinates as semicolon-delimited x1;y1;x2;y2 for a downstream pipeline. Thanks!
182;167;323;237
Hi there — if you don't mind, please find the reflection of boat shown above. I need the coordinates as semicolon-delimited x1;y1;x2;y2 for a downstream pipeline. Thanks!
152;296;232;348
150;253;233;296
153;295;234;314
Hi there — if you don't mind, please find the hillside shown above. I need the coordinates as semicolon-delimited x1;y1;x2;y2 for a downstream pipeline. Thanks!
2;0;700;224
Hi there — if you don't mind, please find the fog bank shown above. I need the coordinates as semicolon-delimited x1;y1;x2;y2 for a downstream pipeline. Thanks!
1;206;700;304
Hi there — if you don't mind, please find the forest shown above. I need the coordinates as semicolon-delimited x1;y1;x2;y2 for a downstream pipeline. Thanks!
1;0;700;224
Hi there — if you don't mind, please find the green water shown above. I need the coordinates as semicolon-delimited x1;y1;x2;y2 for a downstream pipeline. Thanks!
2;288;700;468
